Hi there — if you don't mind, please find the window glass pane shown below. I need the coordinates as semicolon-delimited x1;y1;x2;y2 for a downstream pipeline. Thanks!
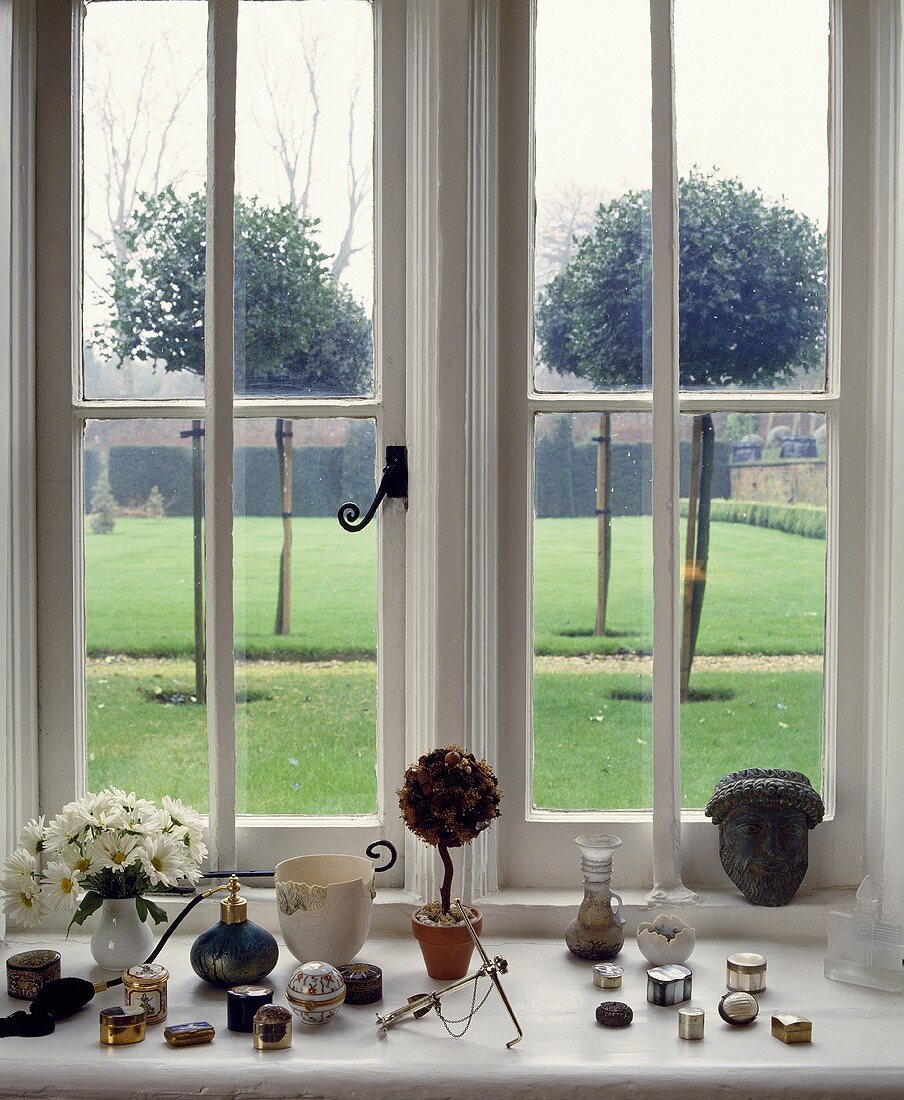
82;1;207;401
675;0;830;392
234;0;374;398
233;418;378;814
84;418;210;808
532;412;653;810
533;0;652;394
678;412;826;807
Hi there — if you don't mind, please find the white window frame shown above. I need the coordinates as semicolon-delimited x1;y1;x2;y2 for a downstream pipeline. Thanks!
32;0;408;882
4;0;904;915
492;0;871;896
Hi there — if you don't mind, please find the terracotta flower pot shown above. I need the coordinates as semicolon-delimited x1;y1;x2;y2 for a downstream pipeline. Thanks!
411;906;483;980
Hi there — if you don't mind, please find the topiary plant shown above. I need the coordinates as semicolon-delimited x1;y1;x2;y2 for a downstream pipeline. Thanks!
398;745;502;917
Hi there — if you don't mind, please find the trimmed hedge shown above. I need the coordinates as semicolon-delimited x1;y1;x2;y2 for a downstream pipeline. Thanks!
681;498;826;539
534;436;730;517
85;422;377;517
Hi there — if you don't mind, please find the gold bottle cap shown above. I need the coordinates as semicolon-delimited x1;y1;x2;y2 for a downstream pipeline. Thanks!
220;875;248;924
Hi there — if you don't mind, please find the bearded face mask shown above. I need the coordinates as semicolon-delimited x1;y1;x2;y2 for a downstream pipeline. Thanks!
705;770;825;907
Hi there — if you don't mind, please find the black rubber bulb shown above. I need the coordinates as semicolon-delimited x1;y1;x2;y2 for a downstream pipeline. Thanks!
0;1011;55;1038
30;976;98;1019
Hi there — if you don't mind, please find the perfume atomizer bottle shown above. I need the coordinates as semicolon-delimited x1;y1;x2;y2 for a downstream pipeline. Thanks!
190;875;279;988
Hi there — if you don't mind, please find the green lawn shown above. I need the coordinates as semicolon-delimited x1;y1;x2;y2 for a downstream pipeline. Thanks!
87;660;822;813
533;668;822;810
85;516;825;658
84;515;826;812
87;659;378;815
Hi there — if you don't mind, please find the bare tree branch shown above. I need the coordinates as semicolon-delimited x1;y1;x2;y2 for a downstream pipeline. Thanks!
535;181;605;286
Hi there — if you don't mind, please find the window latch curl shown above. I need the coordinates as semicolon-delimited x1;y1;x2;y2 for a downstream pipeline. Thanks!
338;445;408;532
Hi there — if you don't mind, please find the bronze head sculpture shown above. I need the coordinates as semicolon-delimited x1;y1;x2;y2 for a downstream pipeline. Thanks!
704;769;825;907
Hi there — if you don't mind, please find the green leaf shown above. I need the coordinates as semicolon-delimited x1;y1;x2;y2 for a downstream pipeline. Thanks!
67;890;104;936
135;896;149;923
144;898;169;926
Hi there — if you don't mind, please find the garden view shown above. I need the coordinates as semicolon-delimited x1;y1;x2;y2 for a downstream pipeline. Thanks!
81;0;830;819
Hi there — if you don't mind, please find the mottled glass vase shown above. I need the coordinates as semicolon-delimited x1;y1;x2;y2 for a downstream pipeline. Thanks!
565;834;626;960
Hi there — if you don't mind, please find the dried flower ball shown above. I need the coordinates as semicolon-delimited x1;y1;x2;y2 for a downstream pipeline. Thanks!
398;745;502;848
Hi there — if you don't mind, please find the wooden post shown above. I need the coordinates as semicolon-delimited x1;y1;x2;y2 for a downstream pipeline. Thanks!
595;412;612;636
679;416;702;703
274;418;293;635
180;420;206;704
680;414;715;703
688;415;714;667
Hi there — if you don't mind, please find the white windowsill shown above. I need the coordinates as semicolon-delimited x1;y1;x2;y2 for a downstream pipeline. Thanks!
2;920;902;1099
21;885;860;940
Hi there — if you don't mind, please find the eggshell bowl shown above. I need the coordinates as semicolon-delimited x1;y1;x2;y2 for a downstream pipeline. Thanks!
635;913;696;966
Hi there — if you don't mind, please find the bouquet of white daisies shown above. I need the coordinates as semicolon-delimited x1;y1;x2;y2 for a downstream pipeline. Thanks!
1;787;207;930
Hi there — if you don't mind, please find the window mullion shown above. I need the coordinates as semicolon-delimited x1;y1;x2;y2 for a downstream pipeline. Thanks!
204;0;238;870
648;0;697;906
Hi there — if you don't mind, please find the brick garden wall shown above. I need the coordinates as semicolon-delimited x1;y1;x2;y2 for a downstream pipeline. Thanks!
728;460;827;506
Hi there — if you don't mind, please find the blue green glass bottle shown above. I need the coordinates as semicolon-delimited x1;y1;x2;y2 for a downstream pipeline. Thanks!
190;876;279;987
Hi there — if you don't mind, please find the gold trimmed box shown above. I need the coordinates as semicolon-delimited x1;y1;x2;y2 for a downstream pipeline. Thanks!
6;950;61;1000
771;1012;812;1044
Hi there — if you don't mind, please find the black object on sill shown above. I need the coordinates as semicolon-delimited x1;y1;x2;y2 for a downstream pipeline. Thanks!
338;445;408;532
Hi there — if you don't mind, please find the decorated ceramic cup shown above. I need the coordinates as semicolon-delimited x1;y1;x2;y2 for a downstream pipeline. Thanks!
286;961;346;1026
275;854;376;966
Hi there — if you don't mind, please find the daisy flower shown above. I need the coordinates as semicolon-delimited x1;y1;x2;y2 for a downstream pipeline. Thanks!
17;816;46;857
42;861;83;914
3;882;45;928
3;847;37;884
44;805;89;852
93;832;141;872
57;842;101;877
162;796;205;838
140;834;185;888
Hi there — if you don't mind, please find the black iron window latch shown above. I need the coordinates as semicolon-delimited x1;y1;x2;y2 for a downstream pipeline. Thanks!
337;445;408;532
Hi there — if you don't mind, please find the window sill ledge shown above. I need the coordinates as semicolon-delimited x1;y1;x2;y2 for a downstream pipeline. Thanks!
13;886;859;941
1;924;902;1099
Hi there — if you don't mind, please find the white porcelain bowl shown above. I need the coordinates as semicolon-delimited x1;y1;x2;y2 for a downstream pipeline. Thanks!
275;854;375;966
636;913;696;966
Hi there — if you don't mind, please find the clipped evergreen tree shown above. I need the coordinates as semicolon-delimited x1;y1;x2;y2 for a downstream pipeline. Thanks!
90;466;118;534
144;485;166;519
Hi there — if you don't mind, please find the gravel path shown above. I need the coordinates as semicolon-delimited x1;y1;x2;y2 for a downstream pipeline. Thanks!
534;653;822;674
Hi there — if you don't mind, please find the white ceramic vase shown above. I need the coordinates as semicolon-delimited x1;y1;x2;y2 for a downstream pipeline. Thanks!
90;897;155;972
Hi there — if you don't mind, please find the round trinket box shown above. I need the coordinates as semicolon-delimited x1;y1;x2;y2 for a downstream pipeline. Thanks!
286;961;346;1025
678;1006;705;1040
595;1001;633;1028
718;991;759;1026
726;952;767;993
6;950;61;1001
253;1004;292;1050
122;962;169;1025
99;1005;147;1046
227;985;274;1032
592;964;624;990
337;963;383;1005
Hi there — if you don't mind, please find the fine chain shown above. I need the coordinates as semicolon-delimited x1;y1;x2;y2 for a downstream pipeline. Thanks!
435;976;494;1038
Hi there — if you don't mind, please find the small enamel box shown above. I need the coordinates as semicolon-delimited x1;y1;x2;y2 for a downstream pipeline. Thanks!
164;1021;216;1047
6;949;61;1001
771;1013;812;1044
